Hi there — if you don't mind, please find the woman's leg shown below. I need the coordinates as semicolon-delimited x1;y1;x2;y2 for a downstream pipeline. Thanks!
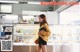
41;45;47;52
35;44;38;52
38;45;42;52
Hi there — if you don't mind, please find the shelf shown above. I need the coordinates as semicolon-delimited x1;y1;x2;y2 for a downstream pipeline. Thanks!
0;23;39;25
13;42;54;46
14;33;37;35
14;34;36;37
13;43;36;46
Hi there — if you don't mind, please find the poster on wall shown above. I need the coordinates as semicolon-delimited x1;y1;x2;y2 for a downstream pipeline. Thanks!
0;26;13;51
1;40;13;51
0;26;13;40
0;5;12;14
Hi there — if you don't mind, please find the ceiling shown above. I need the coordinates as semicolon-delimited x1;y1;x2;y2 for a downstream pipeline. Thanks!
0;0;78;13
0;0;53;2
0;0;55;12
62;5;80;13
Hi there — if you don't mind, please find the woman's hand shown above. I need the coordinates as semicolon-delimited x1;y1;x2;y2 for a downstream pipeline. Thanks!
38;30;44;35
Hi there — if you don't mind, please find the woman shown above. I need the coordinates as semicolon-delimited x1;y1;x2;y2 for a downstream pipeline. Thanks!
35;14;51;52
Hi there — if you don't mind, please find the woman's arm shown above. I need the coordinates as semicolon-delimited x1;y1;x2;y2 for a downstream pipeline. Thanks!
39;24;51;37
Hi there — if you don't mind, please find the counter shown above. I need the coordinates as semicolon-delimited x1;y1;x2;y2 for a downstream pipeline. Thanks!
13;43;53;52
0;42;53;52
0;42;80;52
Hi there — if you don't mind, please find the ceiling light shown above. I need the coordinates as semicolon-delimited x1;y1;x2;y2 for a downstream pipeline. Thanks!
0;1;19;4
27;2;40;4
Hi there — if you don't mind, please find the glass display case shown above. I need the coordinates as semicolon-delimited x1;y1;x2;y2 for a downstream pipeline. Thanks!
52;25;80;44
13;24;39;45
13;24;80;45
13;24;54;45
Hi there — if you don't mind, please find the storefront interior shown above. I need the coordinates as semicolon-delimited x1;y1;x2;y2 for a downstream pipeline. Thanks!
0;0;80;52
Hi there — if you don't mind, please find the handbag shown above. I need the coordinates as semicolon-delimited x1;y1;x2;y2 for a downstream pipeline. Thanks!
34;39;39;44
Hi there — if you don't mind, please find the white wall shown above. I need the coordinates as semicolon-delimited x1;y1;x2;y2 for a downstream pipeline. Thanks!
22;11;59;25
45;11;59;25
60;5;80;25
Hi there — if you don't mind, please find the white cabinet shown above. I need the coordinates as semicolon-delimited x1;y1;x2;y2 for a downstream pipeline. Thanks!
13;45;53;52
61;43;80;52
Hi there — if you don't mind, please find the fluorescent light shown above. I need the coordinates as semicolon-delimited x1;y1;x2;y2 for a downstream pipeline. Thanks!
0;1;19;3
28;2;40;4
0;1;40;4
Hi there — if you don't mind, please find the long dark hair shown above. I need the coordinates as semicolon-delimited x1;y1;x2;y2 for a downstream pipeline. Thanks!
39;14;48;26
